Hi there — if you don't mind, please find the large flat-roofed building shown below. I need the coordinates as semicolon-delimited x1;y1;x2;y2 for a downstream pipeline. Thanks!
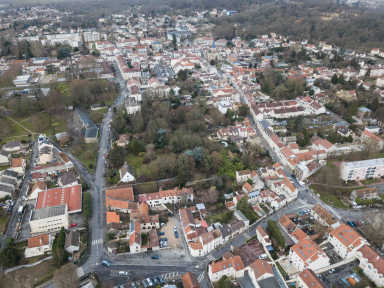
340;158;384;181
30;205;69;234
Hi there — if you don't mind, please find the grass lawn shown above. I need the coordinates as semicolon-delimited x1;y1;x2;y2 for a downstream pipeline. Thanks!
125;153;144;173
311;184;350;209
71;142;98;173
1;118;31;145
90;107;108;124
17;112;68;136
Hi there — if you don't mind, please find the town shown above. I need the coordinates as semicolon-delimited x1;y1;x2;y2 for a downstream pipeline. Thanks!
0;2;384;288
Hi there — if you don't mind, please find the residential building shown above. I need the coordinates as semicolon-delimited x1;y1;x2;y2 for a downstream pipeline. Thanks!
289;239;330;272
119;163;135;183
328;223;366;259
105;185;136;213
248;259;279;288
350;187;380;201
356;245;384;287
256;226;272;249
0;152;9;166
28;181;47;200
73;109;99;143
296;269;325;288
208;255;245;282
138;187;193;209
311;204;338;228
106;211;120;224
24;234;53;258
340;158;384;181
30;205;69;234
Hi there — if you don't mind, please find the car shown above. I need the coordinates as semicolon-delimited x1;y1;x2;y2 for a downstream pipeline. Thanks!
146;278;153;286
158;231;165;236
174;225;177;230
142;280;148;288
70;223;77;228
174;231;179;238
151;255;160;259
101;260;111;267
153;278;159;285
119;271;129;276
347;221;356;227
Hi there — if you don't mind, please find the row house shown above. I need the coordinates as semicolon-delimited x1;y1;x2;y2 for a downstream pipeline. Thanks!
138;187;194;209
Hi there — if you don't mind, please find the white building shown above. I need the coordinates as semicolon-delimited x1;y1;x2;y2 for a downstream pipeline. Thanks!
289;239;330;272
328;223;366;259
340;158;384;181
208;255;244;282
356;245;384;287
296;269;325;288
138;187;193;209
13;75;31;87
24;234;53;258
29;205;69;234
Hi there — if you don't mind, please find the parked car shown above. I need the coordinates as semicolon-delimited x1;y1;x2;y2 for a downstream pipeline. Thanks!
70;223;77;228
101;260;111;267
119;271;129;276
174;231;179;238
151;255;160;259
158;231;165;236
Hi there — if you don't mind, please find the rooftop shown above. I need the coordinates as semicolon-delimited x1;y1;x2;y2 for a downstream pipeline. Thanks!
31;205;67;220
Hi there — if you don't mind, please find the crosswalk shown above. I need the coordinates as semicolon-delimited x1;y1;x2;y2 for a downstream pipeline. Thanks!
207;255;215;262
162;272;180;280
197;272;205;283
92;238;103;246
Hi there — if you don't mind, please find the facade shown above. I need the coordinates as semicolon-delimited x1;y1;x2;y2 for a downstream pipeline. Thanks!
311;204;338;228
340;158;384;181
289;239;330;272
138;187;194;209
356;245;384;287
328;223;366;259
25;234;53;258
29;205;69;234
208;255;244;282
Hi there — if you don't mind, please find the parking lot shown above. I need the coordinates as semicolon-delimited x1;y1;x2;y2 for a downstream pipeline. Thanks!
318;260;362;288
159;216;182;249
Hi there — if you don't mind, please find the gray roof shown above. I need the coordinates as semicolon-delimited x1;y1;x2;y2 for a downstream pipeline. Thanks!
65;230;80;248
84;126;99;138
0;176;17;186
3;170;18;178
258;277;280;288
75;108;95;128
31;205;66;220
59;172;77;186
343;158;384;169
0;184;14;193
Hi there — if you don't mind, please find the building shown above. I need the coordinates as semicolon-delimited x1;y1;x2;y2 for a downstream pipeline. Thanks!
248;259;279;288
73;109;98;143
296;269;325;288
181;272;200;288
208;255;245;282
65;230;80;254
28;182;47;200
24;234;53;258
0;152;9;166
350;187;380;201
340;158;384;182
106;211;120;224
105;185;136;213
289;239;330;272
138;187;193;209
256;226;272;249
30;205;69;234
119;163;135;183
311;204;338;228
356;245;384;287
328;223;366;259
13;75;31;87
35;184;82;214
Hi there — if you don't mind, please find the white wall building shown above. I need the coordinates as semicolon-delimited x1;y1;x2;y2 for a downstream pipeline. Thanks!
29;205;69;234
340;158;384;181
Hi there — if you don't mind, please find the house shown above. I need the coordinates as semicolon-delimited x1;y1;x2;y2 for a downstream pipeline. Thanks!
0;183;14;198
350;187;380;202
256;226;272;250
2;141;22;153
73;109;98;143
119;163;135;183
30;205;69;234
129;231;141;254
361;130;384;151
208;255;245;282
289;238;330;272
28;181;47;200
296;269;325;288
35;184;82;214
236;170;258;184
116;134;130;147
10;157;26;175
105;185;135;213
181;272;200;288
248;259;279;288
0;152;9;166
24;234;53;258
311;204;338;228
356;245;384;287
65;230;80;254
328;223;366;259
57;172;78;187
106;211;120;224
138;187;193;209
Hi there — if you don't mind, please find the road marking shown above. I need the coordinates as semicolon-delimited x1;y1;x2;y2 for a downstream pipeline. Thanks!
207;255;215;262
198;272;205;283
92;239;103;245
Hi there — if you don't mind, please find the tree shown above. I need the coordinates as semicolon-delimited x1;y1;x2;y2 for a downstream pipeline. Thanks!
52;228;67;267
83;192;92;220
108;146;126;169
177;70;188;82
57;45;71;59
266;220;285;249
331;73;338;85
0;238;21;268
238;104;249;117
236;196;259;224
53;263;79;288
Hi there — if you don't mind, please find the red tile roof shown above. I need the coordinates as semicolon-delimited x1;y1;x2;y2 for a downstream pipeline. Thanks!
36;184;82;213
28;234;49;248
298;269;325;288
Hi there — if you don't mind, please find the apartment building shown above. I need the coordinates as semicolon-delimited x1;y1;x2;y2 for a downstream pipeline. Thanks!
328;223;366;259
29;205;69;234
356;245;384;287
208;255;245;282
340;158;384;182
138;187;193;209
289;239;330;272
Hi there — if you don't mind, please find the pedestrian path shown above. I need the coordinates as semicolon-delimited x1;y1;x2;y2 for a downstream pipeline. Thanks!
92;238;103;246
